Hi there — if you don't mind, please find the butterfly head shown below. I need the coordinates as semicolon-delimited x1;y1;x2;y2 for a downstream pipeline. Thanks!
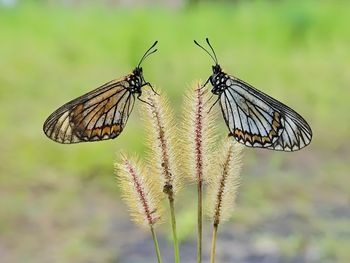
194;38;227;93
130;40;158;93
133;66;143;76
212;64;222;74
210;64;224;86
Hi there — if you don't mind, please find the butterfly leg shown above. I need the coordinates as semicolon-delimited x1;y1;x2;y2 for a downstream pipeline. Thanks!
199;77;211;90
137;93;153;107
207;96;220;114
203;93;214;106
142;82;159;96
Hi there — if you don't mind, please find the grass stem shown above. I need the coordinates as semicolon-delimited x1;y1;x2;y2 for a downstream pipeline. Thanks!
197;181;202;263
150;226;163;263
210;224;218;263
168;191;180;263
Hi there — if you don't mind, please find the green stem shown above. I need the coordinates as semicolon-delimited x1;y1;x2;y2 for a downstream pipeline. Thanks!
210;224;218;263
168;192;180;263
197;181;202;263
150;225;163;263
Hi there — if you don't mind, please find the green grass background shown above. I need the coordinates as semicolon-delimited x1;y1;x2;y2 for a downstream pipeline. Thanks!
0;1;349;262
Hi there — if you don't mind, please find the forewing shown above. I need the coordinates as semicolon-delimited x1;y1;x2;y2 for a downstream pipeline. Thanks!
220;77;312;151
43;78;135;144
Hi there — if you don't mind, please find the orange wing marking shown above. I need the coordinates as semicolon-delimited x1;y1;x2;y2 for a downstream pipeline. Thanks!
230;112;283;145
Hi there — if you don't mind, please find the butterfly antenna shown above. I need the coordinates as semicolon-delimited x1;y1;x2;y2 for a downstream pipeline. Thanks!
205;38;218;64
194;39;217;64
137;41;158;68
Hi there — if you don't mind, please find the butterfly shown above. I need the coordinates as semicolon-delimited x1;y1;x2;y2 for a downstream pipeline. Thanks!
194;38;312;151
43;41;158;144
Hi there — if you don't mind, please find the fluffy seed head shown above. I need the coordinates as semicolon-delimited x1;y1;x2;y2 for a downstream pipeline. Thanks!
116;154;162;228
206;139;243;225
181;82;217;183
141;90;181;196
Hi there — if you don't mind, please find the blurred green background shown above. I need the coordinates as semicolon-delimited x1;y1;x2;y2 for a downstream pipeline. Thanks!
1;0;349;262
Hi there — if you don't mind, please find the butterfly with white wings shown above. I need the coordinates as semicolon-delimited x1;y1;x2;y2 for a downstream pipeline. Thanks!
194;38;312;151
43;41;158;144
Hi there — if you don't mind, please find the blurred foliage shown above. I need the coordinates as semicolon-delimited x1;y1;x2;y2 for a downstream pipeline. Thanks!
0;1;349;262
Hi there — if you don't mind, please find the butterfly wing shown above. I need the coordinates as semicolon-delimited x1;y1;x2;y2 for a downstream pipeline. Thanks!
43;78;135;144
220;77;312;151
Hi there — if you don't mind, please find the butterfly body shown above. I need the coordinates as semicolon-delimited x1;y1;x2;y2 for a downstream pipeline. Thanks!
208;64;231;95
195;38;312;152
43;41;158;144
127;67;146;94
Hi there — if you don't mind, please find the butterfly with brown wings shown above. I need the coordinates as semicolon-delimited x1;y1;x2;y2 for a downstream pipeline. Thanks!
43;41;158;144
